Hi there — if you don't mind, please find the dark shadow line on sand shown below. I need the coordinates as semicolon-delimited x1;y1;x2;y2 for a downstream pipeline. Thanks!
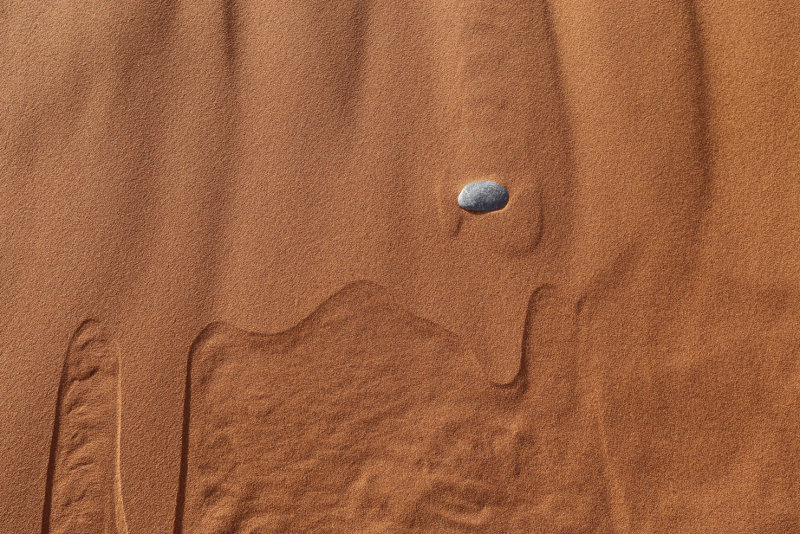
39;341;71;534
541;0;579;238
492;285;553;397
685;0;714;218
172;333;195;534
221;0;240;79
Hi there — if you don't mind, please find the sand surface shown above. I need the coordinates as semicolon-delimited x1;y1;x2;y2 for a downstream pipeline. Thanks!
1;1;799;532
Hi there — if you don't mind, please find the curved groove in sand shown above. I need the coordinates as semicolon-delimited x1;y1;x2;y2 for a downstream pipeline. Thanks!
41;320;128;534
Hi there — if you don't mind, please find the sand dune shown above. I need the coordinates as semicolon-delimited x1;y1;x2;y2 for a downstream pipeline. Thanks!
1;1;799;532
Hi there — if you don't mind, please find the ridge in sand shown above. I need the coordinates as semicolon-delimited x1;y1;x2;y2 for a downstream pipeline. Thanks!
41;320;128;534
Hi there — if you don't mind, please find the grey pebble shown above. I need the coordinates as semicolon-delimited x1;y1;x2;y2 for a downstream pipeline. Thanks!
457;180;509;212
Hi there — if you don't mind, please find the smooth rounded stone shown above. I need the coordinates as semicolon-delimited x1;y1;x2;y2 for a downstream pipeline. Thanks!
457;180;509;212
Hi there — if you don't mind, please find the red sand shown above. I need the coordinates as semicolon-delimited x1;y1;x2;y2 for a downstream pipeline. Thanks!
1;1;799;532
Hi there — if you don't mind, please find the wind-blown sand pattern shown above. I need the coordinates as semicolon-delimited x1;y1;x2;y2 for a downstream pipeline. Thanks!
179;282;609;533
2;1;800;532
42;320;128;534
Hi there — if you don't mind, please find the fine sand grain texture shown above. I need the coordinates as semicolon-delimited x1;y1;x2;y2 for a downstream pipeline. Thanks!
42;320;128;534
1;1;800;532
